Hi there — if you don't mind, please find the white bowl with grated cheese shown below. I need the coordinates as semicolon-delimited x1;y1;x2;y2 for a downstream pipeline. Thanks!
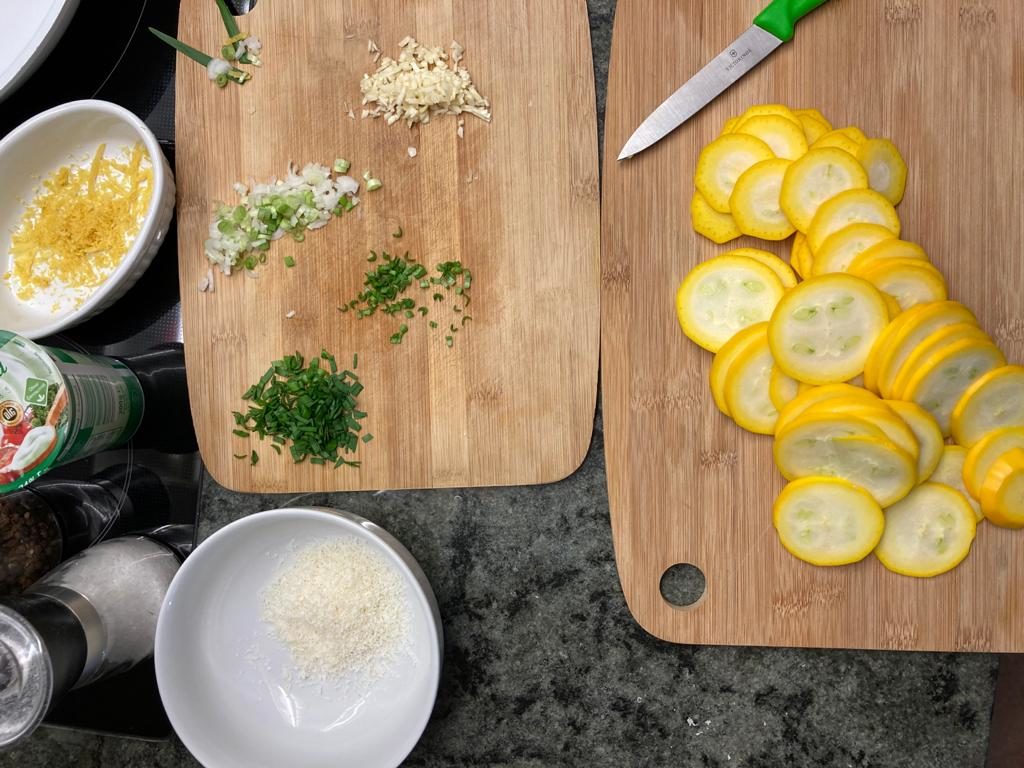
0;100;175;338
155;507;442;768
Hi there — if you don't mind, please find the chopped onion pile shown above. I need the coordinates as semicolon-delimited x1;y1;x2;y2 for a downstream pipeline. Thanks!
204;162;361;274
360;37;491;127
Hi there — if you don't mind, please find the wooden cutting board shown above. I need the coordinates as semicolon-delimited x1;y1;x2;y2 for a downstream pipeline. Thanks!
176;0;599;492
603;0;1024;651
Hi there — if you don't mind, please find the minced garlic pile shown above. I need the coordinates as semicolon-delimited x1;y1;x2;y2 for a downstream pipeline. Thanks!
360;36;491;127
7;143;153;306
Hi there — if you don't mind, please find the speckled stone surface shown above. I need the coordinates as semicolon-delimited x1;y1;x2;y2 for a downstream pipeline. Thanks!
2;1;1000;766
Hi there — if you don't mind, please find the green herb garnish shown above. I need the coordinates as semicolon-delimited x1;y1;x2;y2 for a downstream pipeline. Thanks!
233;350;368;468
284;255;296;268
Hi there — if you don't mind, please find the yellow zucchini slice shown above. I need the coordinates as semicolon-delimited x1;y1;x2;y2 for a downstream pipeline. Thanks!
802;399;919;465
929;445;983;521
887;400;944;484
854;258;948;312
793;108;832;130
889;323;990;401
811;223;895;276
720;115;741;135
951;365;1024;448
882;292;903;320
873;301;979;399
790;232;812;279
846;239;928;274
796;114;831;145
724;334;779;434
768;274;889;385
738;104;802;128
810;130;862;156
695;133;776;213
725;248;798;289
806;189;901;253
737;114;809;161
857;138;908;205
963;426;1024;499
774;383;879;436
709;323;767;417
838;126;868;144
773;477;884;566
775;425;917;506
902;338;1006;436
779;148;869;233
979;448;1024;528
874;483;977;578
729;158;796;240
676;256;786;352
691;190;742;244
769;365;801;411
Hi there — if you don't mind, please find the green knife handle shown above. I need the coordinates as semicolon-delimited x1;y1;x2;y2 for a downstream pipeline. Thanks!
753;0;830;42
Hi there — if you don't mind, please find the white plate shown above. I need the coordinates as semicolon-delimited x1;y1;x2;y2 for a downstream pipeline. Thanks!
0;0;81;104
155;508;443;768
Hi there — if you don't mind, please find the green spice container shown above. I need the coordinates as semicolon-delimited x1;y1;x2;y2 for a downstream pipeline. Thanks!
0;332;144;494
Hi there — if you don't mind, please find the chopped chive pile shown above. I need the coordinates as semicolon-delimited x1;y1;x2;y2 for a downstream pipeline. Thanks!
232;350;368;468
339;250;474;348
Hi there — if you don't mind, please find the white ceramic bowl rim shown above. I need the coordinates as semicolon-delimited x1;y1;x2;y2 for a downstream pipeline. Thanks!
0;99;169;338
155;506;443;768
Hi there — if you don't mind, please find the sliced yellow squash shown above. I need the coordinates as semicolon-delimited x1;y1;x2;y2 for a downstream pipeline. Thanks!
768;274;890;385
837;126;868;145
806;188;901;253
691;190;743;244
802;398;919;465
888;323;990;401
774;383;879;436
811;223;895;276
793;108;832;130
854;258;948;312
810;130;862;156
769;365;801;411
963;427;1024;499
796;114;831;145
737;104;802;128
929;445;983;521
737;114;809;161
676;256;786;352
720;115;741;135
874;483;977;578
886;400;944;484
790;232;812;279
902;338;1006;436
709;323;767;417
724;333;779;434
846;239;928;274
951;365;1024;448
979;448;1024;529
694;133;776;213
857;138;908;205
773;477;884;566
873;301;979;399
775;425;917;506
725;248;798;289
779;148;869;233
729;158;796;240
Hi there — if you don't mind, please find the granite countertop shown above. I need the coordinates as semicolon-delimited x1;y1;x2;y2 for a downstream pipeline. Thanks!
2;1;999;766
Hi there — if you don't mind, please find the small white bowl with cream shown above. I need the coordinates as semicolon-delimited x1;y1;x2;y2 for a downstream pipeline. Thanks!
0;100;175;338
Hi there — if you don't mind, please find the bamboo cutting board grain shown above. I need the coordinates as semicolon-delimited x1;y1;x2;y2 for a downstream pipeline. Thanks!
176;0;599;492
603;0;1024;651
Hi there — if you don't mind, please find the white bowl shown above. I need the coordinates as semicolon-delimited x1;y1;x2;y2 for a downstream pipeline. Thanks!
0;0;80;104
0;100;175;338
155;508;443;768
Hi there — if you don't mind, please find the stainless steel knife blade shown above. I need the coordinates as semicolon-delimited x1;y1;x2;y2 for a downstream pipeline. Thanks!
618;25;783;160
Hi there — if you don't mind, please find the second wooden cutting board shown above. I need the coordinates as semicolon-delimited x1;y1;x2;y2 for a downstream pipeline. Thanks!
603;0;1024;651
176;0;599;492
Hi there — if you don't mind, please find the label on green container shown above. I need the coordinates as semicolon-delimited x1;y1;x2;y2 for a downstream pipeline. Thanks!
0;332;145;494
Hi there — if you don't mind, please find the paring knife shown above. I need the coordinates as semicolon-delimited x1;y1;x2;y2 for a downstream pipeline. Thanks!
618;0;831;160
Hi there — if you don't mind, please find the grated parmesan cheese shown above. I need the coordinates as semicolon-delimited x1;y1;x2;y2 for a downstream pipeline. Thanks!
261;538;410;681
7;143;153;310
360;37;491;128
